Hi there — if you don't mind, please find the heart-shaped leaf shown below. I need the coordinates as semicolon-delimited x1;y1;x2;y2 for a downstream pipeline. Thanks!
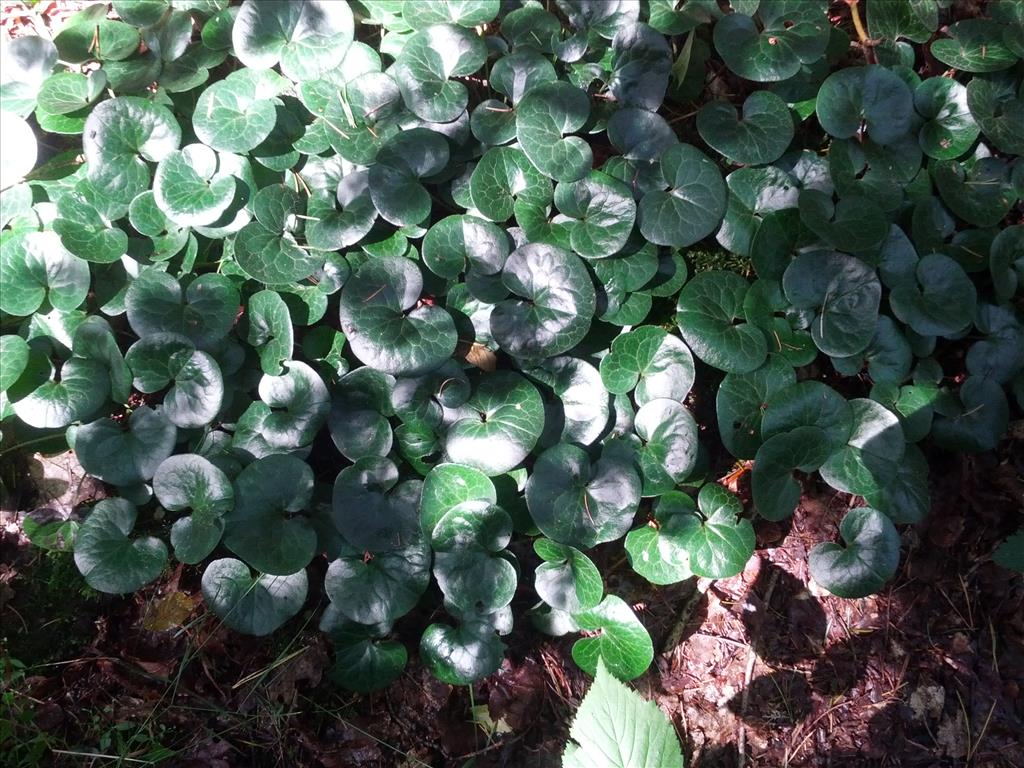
713;1;830;82
782;251;881;358
752;425;832;521
697;91;794;165
571;594;652;681
332;457;421;552
224;454;316;575
393;24;486;122
889;253;977;337
624;491;695;586
634;398;699;496
338;254;457;376
716;357;796;459
444;372;545;475
931;20;1018;73
321;607;408;693
154;453;233;565
527;443;641;549
676;270;767;374
915;77;980;160
75;406;177;487
601;326;695;406
516;81;592;182
638;143;726;248
75;499;168;594
819;398;906;497
201;557;307;636
325;539;430;626
432;501;517;614
0;231;90;316
126;269;239;349
673;484;754;579
553;171;636;259
491;243;596;359
809;507;900;598
233;0;354;82
816;65;914;145
534;538;603;613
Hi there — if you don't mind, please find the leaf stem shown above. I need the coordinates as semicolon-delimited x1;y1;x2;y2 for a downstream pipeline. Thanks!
846;0;876;65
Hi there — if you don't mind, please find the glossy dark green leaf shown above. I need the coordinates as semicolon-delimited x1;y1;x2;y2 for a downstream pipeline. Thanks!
527;443;640;549
697;91;793;165
154;453;233;564
713;1;830;82
819;398;905;497
393;23;486;122
809;507;900;598
432;501;517;614
889;253;976;337
224;454;316;575
600;327;695;406
634;398;699;496
534;538;602;613
816;65;914;145
610;22;671;111
572;594;652;681
554;171;636;259
201;557;307;636
516;81;592;182
332;457;421;552
752;426;831;521
420;619;504;685
338;255;457;376
638;143;726;248
716;357;796;459
491;243;596;359
676;271;767;374
915;77;980;160
782;251;881;358
931;20;1018;73
75;406;177;487
13;358;109;429
233;0;353;82
444;372;545;475
325;540;430;626
761;380;853;453
0;231;90;316
75;499;168;594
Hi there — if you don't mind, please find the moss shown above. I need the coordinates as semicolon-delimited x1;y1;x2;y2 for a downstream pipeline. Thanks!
688;247;753;276
2;551;100;666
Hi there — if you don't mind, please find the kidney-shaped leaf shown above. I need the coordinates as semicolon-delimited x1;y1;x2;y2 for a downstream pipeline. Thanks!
639;143;726;248
572;594;652;681
677;270;767;374
74;406;177;487
201;557;307;636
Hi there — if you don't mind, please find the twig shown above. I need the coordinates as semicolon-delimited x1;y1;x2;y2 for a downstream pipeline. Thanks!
738;569;780;768
661;577;714;654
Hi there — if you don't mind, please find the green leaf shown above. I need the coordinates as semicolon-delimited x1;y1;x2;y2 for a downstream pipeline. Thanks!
571;594;652;681
393;23;486;122
245;289;294;375
797;190;889;252
420;463;496;537
0;231;90;316
422;214;509;280
469;146;552;223
993;530;1024;573
0;335;29;394
966;75;1024;156
491;243;596;359
233;361;329;457
432;501;517;614
889;253;976;337
224;454;316;575
713;1;830;82
54;190;129;264
75;499;168;594
752;426;831;521
563;657;683;768
624;491;695;586
331;457;421;552
153;144;237;226
444;372;545;475
37;70;105;115
327;367;394;461
868;0;937;44
322;608;408;693
338;254;457;376
13;358;109;429
638;143;726;248
610;22;671;111
526;356;611;447
154;454;233;565
931;156;1014;228
527;443;641;549
716;357;796;459
82;97;181;212
516;81;592;182
233;0;354;82
761;380;853;453
809;507;900;598
193;69;284;153
305;171;378;250
554;171;637;259
930;20;1018;73
697;91;794;165
126;269;239;349
676;271;767;374
634;398;699;496
864;442;930;524
403;0;498;28
420;619;504;685
367;128;449;227
600;326;695;406
782;251;881;358
673;484;753;579
325;539;430;626
931;376;1009;453
55;19;141;62
534;538;603;614
75;406;177;487
915;77;980;160
819;398;905;497
201;557;307;636
816;65;914;144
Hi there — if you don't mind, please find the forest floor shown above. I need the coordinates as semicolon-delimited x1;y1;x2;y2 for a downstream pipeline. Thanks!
2;436;1022;768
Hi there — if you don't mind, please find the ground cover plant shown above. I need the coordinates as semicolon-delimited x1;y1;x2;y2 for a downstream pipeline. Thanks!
0;0;1021;725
